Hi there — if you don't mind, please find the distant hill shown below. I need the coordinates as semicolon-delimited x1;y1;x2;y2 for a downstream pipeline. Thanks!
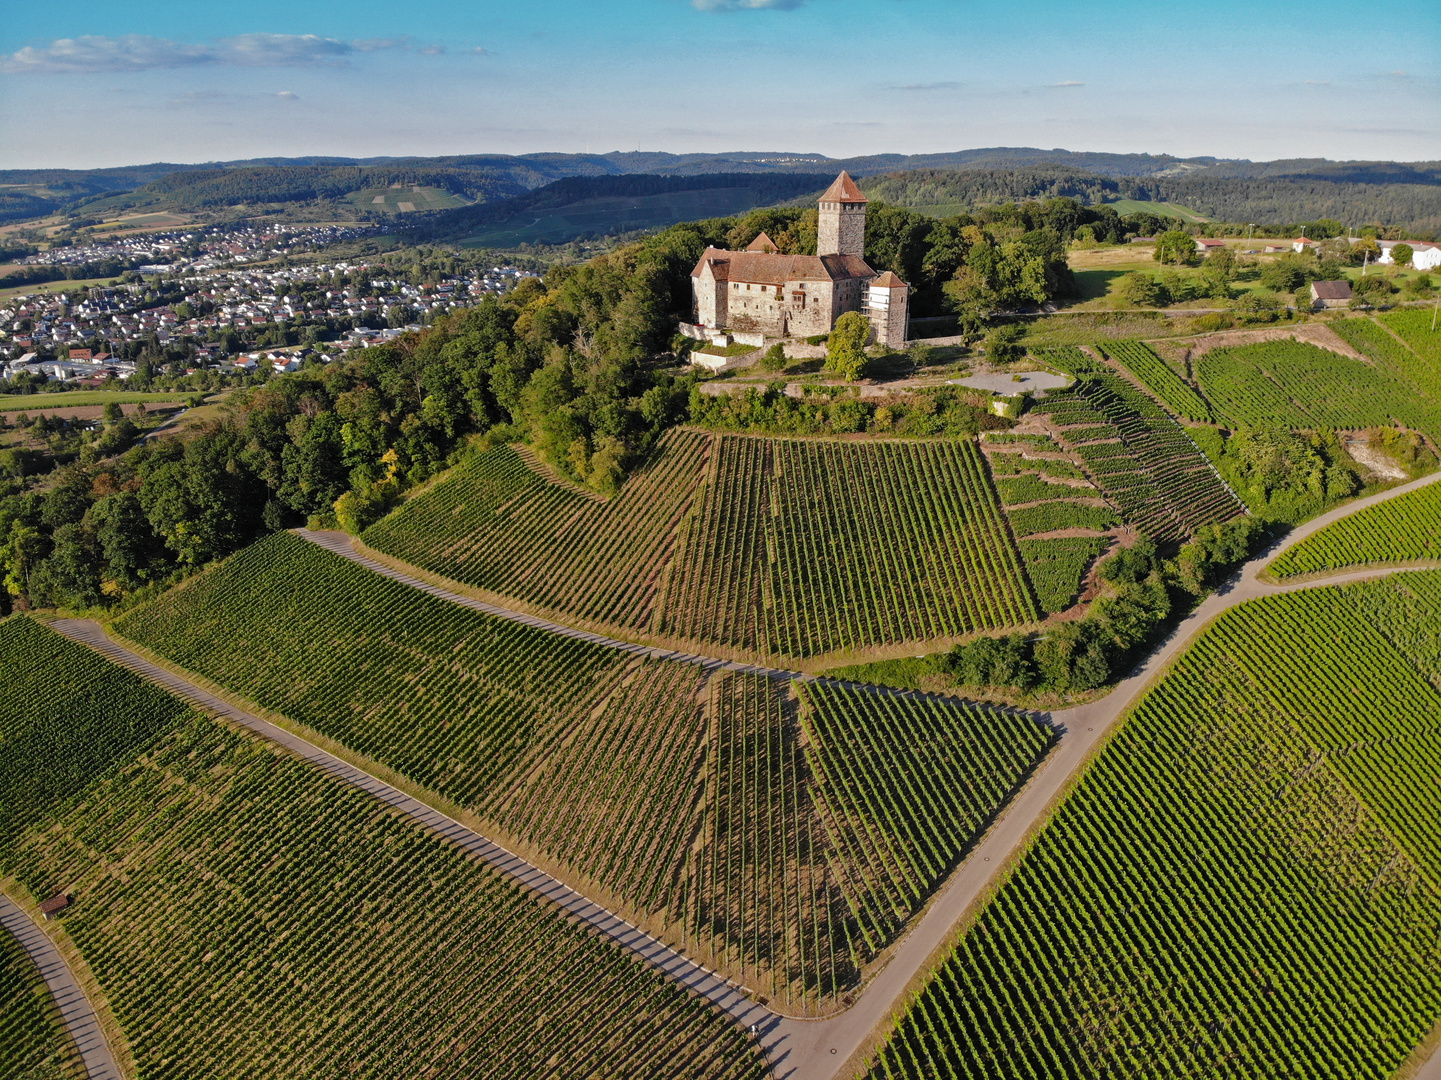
2;148;1438;233
411;172;837;247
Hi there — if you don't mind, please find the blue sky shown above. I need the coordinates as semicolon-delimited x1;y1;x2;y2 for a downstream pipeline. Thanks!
0;0;1436;169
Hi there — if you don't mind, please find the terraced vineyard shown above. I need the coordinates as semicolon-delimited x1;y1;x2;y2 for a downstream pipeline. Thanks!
0;926;81;1080
866;571;1441;1080
367;431;1041;661
114;533;1055;1008
0;621;764;1080
1097;339;1215;422
1031;357;1244;541
1269;481;1441;578
1380;310;1441;401
1196;339;1441;437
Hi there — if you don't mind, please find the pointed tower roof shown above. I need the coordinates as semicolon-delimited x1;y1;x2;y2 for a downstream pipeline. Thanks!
746;231;778;253
819;171;867;204
870;270;908;288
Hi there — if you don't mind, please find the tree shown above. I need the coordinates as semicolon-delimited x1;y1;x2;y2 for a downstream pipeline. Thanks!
1154;231;1197;266
1391;243;1414;268
825;312;871;381
982;323;1025;364
1117;272;1168;307
1201;247;1238;299
102;400;124;424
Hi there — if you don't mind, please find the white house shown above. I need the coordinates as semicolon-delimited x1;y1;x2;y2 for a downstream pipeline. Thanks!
1377;240;1441;271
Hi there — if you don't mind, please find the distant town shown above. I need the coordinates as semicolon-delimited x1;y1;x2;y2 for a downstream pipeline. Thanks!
1;224;535;387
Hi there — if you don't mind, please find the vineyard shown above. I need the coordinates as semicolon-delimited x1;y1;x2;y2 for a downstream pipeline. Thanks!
1030;357;1244;541
1268;481;1441;578
1018;536;1110;612
0;615;192;847
2;707;764;1077
1379;310;1441;403
113;533;1055;1008
1096;340;1215;422
1196;339;1441;437
366;430;1042;661
866;571;1441;1080
362;429;710;635
0;926;81;1080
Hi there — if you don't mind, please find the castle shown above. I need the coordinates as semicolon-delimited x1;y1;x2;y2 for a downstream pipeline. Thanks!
689;172;910;347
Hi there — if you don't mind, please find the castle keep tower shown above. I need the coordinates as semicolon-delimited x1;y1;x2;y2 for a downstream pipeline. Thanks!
817;171;867;257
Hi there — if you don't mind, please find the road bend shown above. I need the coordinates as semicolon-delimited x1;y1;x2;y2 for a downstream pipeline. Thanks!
0;892;122;1080
51;467;1441;1080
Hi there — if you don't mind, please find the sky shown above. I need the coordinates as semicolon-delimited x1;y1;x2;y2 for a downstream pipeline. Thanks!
0;0;1437;170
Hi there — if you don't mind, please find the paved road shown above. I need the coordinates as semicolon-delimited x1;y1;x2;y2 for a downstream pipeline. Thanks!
52;470;1441;1080
0;892;121;1080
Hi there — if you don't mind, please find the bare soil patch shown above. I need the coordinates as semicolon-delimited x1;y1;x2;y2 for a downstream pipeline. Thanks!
1153;322;1364;364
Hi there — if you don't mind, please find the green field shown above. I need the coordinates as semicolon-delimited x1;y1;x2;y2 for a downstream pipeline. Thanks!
866;570;1441;1079
0;926;82;1080
1268;481;1441;578
1101;198;1209;223
459;186;771;247
1196;339;1441;437
0;617;764;1079
347;185;471;213
113;531;1054;1008
0;391;188;412
365;431;1040;662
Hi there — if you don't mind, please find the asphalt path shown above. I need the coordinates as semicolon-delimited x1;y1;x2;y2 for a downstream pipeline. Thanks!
46;468;1441;1080
0;892;121;1080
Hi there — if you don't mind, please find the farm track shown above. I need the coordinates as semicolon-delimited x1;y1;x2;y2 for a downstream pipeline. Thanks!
0;892;121;1080
48;467;1441;1080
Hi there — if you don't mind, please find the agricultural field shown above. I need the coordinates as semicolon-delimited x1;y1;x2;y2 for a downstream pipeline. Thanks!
112;533;1055;1008
366;431;1040;662
1029;350;1245;541
1195;339;1441;437
1268;481;1441;578
1017;536;1110;613
866;571;1441;1079
0;620;764;1080
0;391;186;412
1095;339;1215;422
347;185;471;213
0;928;82;1080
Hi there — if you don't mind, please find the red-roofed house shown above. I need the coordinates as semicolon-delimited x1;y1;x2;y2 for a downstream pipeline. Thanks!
690;172;909;346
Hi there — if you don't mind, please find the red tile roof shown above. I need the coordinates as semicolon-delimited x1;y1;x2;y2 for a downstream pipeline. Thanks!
746;232;778;253
819;171;867;204
692;248;875;285
870;271;908;288
39;894;70;917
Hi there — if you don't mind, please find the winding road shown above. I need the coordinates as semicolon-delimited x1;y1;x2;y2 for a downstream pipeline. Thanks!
0;893;121;1080
43;467;1441;1080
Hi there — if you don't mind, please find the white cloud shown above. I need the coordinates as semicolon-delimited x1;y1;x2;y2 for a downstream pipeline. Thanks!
693;0;805;11
894;81;964;91
1048;80;1084;88
0;33;447;75
276;91;299;100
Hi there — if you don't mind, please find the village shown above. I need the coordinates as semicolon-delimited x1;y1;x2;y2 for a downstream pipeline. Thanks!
0;230;536;387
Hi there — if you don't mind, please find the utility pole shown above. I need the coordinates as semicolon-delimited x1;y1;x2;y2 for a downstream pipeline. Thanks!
1432;291;1439;333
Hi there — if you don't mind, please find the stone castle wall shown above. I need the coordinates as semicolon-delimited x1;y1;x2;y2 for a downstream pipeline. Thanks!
818;202;866;257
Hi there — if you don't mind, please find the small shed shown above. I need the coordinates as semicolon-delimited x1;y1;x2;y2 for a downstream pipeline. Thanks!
1195;238;1228;253
1310;280;1352;308
39;894;70;920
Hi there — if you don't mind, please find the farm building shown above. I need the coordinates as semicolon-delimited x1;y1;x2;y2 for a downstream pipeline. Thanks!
689;172;910;347
39;894;70;920
1195;238;1228;253
1310;280;1353;308
1378;240;1441;270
